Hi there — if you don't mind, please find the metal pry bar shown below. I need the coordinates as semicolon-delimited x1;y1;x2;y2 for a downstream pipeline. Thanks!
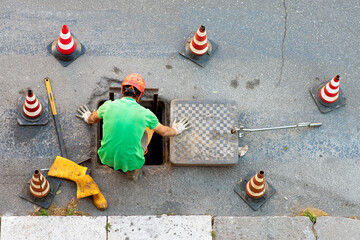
231;122;322;138
44;77;67;158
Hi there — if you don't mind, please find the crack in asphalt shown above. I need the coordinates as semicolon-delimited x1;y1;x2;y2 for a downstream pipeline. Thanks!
277;0;288;86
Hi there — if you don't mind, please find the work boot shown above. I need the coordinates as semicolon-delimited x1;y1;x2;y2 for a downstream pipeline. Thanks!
92;192;108;211
126;168;142;181
74;175;100;199
48;157;107;211
48;156;88;181
74;175;108;210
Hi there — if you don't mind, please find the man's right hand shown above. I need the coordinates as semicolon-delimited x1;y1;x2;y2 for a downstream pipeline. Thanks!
76;105;91;124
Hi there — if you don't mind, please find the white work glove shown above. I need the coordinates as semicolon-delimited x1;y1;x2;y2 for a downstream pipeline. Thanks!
76;105;91;124
171;117;191;135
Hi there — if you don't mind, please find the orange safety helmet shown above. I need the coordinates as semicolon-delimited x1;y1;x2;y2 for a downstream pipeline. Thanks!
122;73;145;96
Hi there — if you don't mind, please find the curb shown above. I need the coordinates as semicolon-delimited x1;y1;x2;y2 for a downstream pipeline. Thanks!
0;215;359;240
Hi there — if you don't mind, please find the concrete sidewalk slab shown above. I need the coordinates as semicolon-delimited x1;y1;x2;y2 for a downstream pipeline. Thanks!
0;216;107;240
107;215;212;240
213;216;315;240
315;217;360;240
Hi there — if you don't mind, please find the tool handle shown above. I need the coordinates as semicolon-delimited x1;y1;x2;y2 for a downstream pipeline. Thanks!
44;77;57;115
54;115;67;158
44;77;67;158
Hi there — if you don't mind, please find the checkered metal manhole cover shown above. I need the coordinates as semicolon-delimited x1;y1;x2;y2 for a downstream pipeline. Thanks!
170;100;238;166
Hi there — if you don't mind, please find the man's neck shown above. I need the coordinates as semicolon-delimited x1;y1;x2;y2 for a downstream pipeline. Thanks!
122;96;139;102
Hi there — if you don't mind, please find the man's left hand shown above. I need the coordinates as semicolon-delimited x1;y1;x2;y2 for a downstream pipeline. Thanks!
171;117;191;135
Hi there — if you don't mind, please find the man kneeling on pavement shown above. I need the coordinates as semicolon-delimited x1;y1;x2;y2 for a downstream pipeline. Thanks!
77;73;191;181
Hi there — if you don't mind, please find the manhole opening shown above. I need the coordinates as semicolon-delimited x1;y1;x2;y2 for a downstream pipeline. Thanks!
96;97;167;166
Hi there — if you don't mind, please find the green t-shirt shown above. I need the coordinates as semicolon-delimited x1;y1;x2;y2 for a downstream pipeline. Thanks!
97;97;159;172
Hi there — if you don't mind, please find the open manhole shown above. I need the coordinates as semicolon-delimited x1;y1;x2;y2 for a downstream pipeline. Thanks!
96;87;167;166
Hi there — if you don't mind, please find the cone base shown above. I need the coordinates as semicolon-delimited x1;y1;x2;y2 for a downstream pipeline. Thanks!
179;31;218;67
17;96;49;126
309;81;346;114
48;35;86;67
234;171;276;211
19;172;61;209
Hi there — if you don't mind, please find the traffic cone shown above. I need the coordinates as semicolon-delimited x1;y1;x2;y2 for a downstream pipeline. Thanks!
22;90;43;119
309;75;346;113
189;25;209;56
20;169;61;209
319;75;340;104
179;25;218;67
17;89;48;126
48;25;86;67
245;170;266;199
234;170;276;210
57;25;76;55
29;170;51;198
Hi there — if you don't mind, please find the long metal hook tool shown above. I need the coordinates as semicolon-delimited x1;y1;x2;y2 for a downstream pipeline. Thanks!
231;122;322;138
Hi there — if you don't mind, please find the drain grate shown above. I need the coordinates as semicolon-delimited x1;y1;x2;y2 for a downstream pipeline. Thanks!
170;100;238;166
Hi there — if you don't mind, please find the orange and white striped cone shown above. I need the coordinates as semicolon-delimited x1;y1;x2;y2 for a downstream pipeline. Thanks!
48;25;86;67
20;169;61;208
319;75;340;104
309;74;346;113
17;89;48;126
179;25;218;67
22;90;43;119
57;25;76;55
234;170;276;210
245;170;266;199
29;170;51;198
189;25;209;56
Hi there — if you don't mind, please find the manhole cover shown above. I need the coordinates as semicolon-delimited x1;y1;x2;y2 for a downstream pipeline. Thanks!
170;100;238;166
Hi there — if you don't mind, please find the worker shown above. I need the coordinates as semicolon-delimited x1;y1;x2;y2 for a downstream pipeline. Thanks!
76;73;191;181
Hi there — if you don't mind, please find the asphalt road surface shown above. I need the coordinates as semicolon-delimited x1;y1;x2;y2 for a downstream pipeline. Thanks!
0;0;359;217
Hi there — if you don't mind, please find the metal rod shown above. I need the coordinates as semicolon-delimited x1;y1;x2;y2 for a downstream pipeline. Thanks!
54;115;67;158
242;122;322;132
231;122;322;137
44;77;67;158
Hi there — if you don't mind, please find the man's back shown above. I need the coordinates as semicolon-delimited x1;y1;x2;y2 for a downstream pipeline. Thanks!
97;97;159;172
